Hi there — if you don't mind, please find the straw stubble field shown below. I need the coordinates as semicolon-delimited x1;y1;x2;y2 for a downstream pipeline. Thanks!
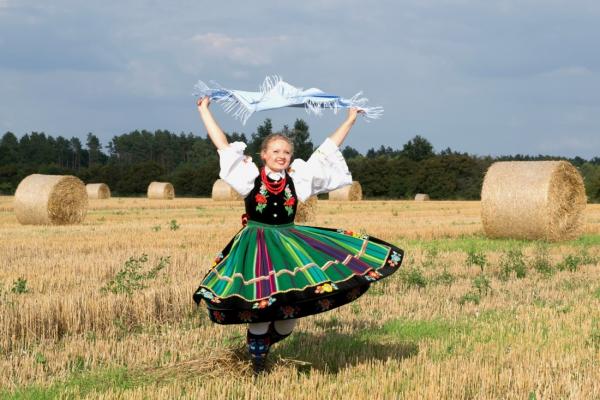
0;196;599;399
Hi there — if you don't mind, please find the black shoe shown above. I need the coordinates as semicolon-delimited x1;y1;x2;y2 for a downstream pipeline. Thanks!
251;354;267;375
247;331;270;375
268;323;291;345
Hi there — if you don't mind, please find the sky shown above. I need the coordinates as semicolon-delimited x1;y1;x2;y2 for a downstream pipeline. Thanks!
1;0;599;159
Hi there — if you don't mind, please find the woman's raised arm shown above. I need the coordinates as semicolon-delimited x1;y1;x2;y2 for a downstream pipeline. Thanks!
328;108;363;147
197;97;229;150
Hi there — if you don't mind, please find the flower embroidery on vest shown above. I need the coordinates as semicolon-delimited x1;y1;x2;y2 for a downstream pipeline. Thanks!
283;185;295;216
255;183;269;213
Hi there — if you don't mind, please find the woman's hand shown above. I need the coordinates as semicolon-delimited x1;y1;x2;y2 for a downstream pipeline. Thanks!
346;107;364;124
197;96;211;113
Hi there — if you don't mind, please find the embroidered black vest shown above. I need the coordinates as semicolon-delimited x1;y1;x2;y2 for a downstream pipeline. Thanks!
244;172;298;225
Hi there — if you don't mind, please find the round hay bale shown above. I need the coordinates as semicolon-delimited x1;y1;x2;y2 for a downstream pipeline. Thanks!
14;174;88;225
481;161;586;241
86;183;111;199
414;193;430;201
212;179;243;201
295;196;317;223
147;182;175;200
328;181;362;201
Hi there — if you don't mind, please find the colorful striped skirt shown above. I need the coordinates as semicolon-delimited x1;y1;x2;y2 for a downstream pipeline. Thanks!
193;220;404;324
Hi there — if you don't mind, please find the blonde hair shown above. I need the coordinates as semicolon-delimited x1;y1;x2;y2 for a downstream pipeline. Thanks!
260;133;294;156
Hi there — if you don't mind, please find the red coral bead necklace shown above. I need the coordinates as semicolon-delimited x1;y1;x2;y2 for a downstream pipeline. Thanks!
260;167;286;195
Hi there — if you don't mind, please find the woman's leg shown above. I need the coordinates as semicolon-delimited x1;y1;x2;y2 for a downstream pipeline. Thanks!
246;322;271;374
248;322;270;335
273;319;296;334
269;319;297;344
245;320;296;373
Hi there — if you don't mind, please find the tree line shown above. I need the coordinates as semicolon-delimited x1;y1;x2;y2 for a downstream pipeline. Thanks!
1;119;599;202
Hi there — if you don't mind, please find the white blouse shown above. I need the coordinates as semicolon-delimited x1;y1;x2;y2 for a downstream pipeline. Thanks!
217;138;352;202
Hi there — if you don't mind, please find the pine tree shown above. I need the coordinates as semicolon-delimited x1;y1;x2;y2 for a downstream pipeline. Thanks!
401;135;434;161
288;119;313;160
0;132;19;164
86;133;102;167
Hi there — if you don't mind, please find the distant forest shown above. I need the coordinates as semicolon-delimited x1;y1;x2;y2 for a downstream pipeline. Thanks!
1;118;600;202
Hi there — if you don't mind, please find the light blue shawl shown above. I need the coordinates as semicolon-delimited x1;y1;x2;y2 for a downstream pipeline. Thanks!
193;76;383;125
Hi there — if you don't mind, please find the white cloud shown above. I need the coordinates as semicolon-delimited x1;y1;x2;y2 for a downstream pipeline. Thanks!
190;33;289;67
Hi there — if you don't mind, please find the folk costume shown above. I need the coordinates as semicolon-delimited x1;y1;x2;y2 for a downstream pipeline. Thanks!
193;138;404;372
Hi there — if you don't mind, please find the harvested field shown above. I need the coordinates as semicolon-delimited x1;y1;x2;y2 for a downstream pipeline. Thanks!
0;196;599;399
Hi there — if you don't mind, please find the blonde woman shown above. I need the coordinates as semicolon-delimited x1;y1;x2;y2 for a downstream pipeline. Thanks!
193;97;404;374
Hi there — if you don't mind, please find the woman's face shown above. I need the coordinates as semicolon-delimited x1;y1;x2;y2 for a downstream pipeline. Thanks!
261;139;292;172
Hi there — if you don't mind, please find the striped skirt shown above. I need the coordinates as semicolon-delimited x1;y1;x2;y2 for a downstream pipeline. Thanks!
193;220;404;324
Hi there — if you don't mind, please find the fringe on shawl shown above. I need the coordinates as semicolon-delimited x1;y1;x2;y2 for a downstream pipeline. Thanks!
193;75;384;125
193;80;255;125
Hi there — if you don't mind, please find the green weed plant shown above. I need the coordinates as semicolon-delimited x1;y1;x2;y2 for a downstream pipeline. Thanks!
473;274;491;296
459;292;481;305
169;220;180;231
465;248;487;272
498;248;527;281
399;268;428;289
431;269;455;286
11;277;29;294
530;243;554;276
556;254;582;272
101;254;171;296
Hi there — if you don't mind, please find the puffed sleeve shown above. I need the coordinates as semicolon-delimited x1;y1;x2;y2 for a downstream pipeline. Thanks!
217;141;259;197
289;138;353;202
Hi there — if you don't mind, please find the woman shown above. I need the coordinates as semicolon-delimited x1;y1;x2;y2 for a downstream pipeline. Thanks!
193;97;404;374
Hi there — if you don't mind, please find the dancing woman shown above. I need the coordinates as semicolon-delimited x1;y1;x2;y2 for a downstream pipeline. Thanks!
193;96;404;374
